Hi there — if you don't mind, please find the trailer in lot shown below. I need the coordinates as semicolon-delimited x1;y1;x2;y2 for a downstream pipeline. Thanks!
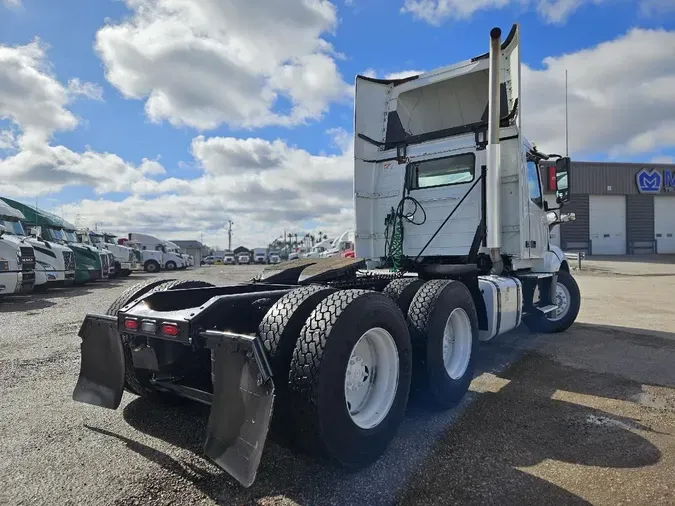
72;24;581;488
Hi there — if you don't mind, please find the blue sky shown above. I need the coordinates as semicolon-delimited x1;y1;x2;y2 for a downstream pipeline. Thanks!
0;0;674;247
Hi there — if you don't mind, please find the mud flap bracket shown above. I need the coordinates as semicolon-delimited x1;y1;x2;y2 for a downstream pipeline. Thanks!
72;313;125;410
201;330;275;488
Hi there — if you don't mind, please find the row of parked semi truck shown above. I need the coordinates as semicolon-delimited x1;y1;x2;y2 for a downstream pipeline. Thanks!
0;197;195;299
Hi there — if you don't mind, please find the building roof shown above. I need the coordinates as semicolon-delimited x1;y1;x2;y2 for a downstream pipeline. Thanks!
172;240;204;249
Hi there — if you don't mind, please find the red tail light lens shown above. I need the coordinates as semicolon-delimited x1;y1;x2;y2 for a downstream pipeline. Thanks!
160;323;179;336
124;318;139;330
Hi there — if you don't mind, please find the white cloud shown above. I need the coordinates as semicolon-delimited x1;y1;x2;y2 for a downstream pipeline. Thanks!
401;0;609;25
640;0;675;15
61;129;356;246
360;68;424;80
0;38;165;197
2;0;21;8
67;78;104;101
521;28;675;158
94;0;352;131
0;38;78;139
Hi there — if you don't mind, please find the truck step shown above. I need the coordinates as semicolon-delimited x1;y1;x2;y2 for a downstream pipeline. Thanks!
538;304;558;315
516;272;554;280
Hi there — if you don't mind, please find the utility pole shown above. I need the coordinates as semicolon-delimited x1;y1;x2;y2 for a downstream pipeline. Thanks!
565;69;569;157
226;220;233;251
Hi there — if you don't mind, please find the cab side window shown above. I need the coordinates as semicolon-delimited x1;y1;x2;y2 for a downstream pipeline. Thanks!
526;160;543;208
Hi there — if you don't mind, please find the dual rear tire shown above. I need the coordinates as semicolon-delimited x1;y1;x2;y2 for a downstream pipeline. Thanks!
263;278;478;469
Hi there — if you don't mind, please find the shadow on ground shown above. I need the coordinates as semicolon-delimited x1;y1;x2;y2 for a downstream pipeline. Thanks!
81;321;673;506
0;279;128;313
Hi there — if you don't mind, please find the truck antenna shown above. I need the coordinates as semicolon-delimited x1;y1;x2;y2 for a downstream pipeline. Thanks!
565;69;569;157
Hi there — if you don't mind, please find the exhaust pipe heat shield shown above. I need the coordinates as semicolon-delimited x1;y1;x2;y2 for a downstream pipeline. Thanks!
72;314;125;410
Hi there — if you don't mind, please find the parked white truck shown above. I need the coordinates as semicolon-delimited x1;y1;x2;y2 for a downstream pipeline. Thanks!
0;197;75;289
253;248;267;264
99;232;140;277
120;237;164;274
73;24;581;489
127;233;186;271
0;200;36;297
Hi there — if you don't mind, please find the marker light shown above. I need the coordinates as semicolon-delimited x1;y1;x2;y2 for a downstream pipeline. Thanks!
160;323;179;337
123;318;139;330
141;320;157;333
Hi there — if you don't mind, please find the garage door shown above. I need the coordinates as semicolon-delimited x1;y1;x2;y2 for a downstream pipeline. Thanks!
590;195;626;255
655;196;675;254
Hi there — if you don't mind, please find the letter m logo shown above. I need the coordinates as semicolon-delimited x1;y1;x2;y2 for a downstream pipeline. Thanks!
664;170;675;188
636;169;662;194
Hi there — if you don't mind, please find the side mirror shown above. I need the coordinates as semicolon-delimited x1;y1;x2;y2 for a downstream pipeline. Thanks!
29;228;38;237
0;224;6;235
555;157;571;204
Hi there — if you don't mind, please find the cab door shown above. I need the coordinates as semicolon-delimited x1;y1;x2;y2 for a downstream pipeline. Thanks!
525;153;548;258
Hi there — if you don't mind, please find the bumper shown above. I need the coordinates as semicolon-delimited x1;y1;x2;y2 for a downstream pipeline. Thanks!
73;310;276;487
46;270;76;286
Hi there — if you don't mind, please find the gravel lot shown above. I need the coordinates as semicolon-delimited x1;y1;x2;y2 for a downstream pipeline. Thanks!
1;262;674;505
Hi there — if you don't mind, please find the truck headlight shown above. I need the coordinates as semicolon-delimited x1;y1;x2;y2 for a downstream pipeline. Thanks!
0;259;9;272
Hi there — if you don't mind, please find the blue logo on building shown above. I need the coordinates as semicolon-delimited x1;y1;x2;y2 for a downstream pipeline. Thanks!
636;168;662;193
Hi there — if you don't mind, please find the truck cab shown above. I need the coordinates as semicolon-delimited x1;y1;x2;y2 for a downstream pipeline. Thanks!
101;232;140;276
0;197;76;289
237;252;251;265
0;201;36;297
128;233;185;271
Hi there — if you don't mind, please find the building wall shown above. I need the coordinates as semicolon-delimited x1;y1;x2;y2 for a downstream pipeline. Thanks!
560;194;590;251
540;160;675;255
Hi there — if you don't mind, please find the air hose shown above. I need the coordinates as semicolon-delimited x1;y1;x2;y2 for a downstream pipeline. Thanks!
384;196;426;271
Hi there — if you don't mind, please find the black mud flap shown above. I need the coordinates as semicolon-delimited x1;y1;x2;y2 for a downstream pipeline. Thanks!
72;314;125;410
204;332;275;488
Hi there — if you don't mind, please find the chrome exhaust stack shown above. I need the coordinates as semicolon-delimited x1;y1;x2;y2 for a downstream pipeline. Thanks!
487;27;504;275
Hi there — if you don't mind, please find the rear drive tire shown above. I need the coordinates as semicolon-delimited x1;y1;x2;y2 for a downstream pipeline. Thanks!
407;279;479;410
257;285;336;438
287;290;412;469
165;261;177;270
383;277;425;316
523;270;580;334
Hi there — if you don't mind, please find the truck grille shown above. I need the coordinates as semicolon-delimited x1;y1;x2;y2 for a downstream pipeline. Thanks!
20;247;36;272
101;253;110;273
63;250;76;271
129;250;134;262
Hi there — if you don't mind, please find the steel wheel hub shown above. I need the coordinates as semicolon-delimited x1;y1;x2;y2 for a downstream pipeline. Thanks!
344;327;399;430
549;282;571;321
442;308;473;380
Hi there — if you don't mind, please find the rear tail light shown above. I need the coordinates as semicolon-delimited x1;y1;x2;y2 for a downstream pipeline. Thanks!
160;323;179;337
123;318;139;330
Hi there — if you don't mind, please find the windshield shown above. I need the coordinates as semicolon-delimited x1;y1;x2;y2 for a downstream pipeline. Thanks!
90;235;104;245
44;227;65;242
1;219;25;236
104;235;116;244
63;230;78;243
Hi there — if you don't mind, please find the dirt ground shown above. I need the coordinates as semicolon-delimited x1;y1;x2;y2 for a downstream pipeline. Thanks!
0;260;674;506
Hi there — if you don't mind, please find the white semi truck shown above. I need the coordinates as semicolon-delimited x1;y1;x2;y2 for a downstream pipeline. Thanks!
73;24;580;489
253;248;267;264
119;237;164;274
127;233;186;271
0;197;76;289
0;200;36;297
99;232;140;276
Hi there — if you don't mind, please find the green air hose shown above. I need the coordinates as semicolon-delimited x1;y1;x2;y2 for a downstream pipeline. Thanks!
384;196;426;272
